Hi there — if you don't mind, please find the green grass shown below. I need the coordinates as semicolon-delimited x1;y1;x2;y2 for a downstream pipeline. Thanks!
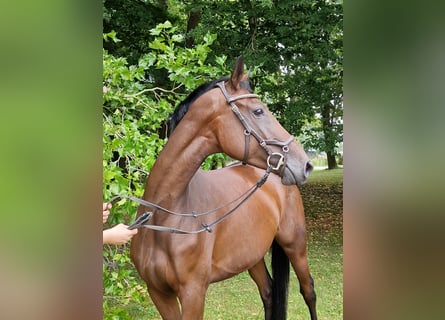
307;168;343;184
105;168;343;319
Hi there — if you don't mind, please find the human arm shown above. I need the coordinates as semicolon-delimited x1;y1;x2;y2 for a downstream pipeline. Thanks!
102;202;138;245
103;224;138;245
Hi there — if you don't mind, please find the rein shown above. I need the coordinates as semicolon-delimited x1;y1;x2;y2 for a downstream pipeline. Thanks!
108;166;272;234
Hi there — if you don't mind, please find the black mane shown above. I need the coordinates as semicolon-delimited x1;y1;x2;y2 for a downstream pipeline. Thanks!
168;77;227;137
167;77;254;137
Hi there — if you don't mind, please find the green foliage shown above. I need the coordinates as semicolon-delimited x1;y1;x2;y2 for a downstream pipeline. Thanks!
103;0;180;64
103;0;343;158
102;245;147;319
103;21;228;208
201;152;230;170
186;0;343;157
103;22;228;318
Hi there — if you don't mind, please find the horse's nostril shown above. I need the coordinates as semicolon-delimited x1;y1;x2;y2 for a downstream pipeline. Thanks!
305;161;314;178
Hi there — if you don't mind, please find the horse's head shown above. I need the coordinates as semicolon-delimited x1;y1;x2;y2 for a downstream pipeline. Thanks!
168;57;312;185
207;57;313;185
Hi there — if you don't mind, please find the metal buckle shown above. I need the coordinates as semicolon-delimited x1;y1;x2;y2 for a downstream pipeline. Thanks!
267;152;285;171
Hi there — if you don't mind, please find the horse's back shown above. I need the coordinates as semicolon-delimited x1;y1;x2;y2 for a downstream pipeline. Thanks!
191;163;302;206
192;163;288;194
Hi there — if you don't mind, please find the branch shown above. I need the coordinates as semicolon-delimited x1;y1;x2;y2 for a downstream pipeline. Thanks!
124;84;184;98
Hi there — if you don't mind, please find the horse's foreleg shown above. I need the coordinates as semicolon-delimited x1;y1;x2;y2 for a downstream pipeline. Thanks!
248;259;273;320
148;286;181;320
177;282;208;320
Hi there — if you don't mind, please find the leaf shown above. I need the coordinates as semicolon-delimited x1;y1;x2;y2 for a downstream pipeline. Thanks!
172;34;183;43
149;38;167;51
215;55;227;66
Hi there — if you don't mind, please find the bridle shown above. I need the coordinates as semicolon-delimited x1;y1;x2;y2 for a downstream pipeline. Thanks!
215;81;294;172
107;81;296;234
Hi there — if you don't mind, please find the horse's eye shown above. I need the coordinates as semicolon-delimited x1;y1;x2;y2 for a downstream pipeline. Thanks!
253;108;264;117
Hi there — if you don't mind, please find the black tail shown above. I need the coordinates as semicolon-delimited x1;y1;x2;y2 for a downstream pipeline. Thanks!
271;240;290;320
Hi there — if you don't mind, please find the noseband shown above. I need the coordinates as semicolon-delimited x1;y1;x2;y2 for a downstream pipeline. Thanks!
216;81;294;171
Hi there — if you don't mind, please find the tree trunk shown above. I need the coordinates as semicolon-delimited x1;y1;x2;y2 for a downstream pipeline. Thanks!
321;103;338;169
326;151;338;169
185;9;201;48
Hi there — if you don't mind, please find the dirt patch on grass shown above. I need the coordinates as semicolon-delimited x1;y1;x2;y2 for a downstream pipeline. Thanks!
300;172;343;218
306;212;343;234
300;169;343;244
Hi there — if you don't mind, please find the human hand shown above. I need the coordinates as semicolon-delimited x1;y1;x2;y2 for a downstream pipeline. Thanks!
103;202;112;224
103;223;138;245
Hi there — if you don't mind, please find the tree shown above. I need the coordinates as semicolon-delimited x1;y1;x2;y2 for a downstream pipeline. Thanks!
103;1;343;169
183;0;343;168
283;1;343;169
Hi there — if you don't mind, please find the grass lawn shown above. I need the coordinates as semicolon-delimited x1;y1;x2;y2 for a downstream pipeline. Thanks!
105;168;343;319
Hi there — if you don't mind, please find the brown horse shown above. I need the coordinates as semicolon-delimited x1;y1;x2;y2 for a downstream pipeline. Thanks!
130;57;317;320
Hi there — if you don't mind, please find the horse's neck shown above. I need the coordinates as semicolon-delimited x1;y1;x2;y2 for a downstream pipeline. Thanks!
144;133;215;203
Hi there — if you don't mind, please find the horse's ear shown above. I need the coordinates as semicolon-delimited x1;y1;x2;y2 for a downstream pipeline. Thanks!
230;56;245;89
